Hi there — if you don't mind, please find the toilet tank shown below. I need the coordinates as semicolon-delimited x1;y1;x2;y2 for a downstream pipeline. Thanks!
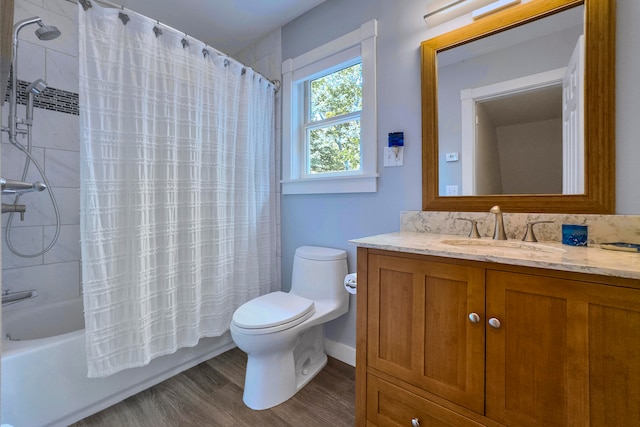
290;246;348;302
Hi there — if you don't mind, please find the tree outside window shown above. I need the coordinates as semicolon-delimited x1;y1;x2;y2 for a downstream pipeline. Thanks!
305;63;362;174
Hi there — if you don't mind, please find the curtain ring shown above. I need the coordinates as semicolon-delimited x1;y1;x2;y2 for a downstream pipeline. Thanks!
181;38;189;48
118;12;130;25
202;48;209;58
153;26;162;37
79;0;92;10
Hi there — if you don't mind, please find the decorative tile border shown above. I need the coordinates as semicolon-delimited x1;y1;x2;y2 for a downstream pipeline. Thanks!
401;211;640;245
4;78;79;116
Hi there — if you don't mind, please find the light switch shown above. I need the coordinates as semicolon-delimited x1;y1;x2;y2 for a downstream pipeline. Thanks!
445;152;459;162
384;147;403;167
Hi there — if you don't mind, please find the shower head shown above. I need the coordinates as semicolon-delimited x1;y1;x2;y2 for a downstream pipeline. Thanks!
13;17;61;43
26;79;48;96
25;79;48;121
35;23;61;41
8;18;59;142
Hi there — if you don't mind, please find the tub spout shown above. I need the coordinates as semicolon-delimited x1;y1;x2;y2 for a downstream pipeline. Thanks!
2;203;26;220
2;289;39;306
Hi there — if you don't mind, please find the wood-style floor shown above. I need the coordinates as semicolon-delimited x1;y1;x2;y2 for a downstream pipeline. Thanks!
73;347;355;427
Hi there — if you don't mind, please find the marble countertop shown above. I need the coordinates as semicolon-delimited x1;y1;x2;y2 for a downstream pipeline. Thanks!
350;232;640;280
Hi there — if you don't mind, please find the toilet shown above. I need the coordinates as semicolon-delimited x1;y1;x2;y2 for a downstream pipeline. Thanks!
230;246;349;410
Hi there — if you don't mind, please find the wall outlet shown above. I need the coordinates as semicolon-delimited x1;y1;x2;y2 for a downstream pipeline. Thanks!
384;147;403;167
446;185;459;196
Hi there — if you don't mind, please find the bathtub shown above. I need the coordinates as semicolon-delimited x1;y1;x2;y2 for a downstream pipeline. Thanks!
1;297;235;427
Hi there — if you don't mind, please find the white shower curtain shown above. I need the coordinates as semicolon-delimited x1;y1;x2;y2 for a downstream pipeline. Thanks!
79;4;278;377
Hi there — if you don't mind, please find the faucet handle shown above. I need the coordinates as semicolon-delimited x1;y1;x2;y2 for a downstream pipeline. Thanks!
456;218;481;238
522;221;554;242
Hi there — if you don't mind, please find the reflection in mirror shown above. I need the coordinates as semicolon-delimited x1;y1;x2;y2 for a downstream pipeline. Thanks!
473;85;563;195
437;6;584;196
421;0;616;214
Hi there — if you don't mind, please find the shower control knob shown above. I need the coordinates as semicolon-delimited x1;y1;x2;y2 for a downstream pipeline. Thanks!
411;418;421;427
488;317;502;329
468;312;480;323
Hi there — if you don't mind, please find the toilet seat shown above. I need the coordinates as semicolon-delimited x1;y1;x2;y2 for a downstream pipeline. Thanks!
232;291;315;335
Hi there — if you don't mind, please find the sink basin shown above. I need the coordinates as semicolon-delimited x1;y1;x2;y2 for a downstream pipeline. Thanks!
441;239;567;254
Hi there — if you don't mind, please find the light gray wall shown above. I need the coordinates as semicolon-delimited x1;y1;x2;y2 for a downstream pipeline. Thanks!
281;0;640;351
614;0;640;214
497;119;563;194
281;0;427;348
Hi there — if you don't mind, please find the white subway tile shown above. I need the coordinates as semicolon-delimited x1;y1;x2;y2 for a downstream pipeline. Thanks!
2;260;81;304
32;108;80;151
43;224;81;264
44;148;80;188
1;144;46;184
53;187;80;225
1;225;44;268
46;49;79;93
15;40;46;83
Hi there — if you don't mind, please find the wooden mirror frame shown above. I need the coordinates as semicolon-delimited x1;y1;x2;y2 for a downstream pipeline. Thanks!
421;0;615;213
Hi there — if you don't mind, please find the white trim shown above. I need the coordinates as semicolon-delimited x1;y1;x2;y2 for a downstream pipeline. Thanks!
282;20;378;195
460;67;565;102
324;338;356;367
282;174;378;195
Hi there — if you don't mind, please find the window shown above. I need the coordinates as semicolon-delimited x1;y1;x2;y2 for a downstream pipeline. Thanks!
282;20;378;194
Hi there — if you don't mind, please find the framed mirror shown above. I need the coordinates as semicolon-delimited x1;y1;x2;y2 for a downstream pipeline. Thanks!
421;0;615;213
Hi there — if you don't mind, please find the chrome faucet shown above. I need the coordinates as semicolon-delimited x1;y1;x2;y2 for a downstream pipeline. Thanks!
490;205;507;240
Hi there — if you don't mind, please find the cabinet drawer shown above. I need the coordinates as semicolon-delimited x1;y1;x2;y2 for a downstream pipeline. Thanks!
366;374;485;427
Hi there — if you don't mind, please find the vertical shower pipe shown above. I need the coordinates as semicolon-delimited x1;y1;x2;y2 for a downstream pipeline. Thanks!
4;17;61;257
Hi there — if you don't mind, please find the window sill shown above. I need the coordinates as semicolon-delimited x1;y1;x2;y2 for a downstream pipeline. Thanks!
282;174;378;195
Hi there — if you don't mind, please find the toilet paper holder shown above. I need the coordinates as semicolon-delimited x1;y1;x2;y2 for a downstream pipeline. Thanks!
344;273;357;294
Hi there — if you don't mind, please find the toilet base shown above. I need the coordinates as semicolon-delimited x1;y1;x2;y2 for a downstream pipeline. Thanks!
242;325;327;410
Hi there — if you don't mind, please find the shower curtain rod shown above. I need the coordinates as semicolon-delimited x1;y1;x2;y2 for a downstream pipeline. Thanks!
68;0;280;91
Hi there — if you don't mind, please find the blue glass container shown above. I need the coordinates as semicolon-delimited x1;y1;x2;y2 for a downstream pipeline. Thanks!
562;224;588;246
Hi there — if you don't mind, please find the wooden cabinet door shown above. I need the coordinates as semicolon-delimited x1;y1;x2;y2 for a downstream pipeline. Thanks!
584;280;640;426
367;253;485;413
486;270;640;427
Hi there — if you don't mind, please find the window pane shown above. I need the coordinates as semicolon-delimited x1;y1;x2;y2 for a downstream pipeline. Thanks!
308;119;361;174
310;63;362;122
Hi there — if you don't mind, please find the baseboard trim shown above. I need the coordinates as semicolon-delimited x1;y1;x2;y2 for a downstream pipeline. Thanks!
324;338;356;367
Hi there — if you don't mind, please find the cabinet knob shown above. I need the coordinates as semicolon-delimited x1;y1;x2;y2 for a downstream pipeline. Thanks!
411;418;421;427
488;317;502;329
468;312;480;323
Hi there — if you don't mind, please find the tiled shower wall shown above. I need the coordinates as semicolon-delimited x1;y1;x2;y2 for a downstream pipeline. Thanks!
1;0;80;312
1;0;284;312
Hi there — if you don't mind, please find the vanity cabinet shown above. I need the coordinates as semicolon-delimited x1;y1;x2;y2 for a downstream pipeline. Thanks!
356;247;640;427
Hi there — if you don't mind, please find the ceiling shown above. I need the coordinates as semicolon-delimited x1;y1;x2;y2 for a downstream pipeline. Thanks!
119;0;326;55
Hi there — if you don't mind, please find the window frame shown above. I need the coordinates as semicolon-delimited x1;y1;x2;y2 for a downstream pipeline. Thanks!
282;20;378;195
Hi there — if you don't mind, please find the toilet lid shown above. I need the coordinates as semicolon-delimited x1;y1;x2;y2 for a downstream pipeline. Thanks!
232;291;315;330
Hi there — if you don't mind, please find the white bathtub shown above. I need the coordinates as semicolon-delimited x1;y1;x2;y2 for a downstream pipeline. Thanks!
1;298;235;427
